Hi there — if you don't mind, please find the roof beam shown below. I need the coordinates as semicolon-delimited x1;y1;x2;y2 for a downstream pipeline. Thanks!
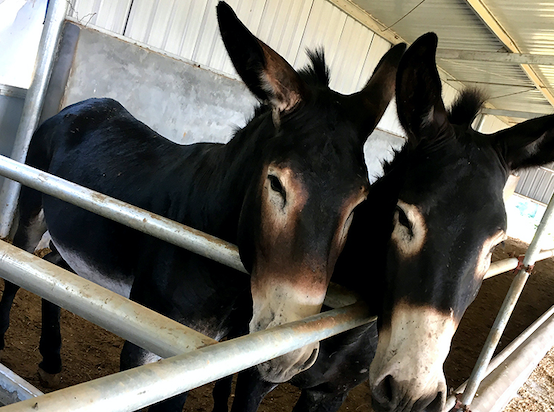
464;0;554;107
325;0;405;45
437;49;554;66
481;108;550;119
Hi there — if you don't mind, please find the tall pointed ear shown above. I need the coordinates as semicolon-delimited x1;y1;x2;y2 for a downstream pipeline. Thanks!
217;2;308;118
491;114;554;170
349;42;406;138
395;32;451;145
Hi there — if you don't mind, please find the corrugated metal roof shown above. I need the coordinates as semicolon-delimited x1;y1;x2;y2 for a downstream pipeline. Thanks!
349;0;554;124
516;167;554;205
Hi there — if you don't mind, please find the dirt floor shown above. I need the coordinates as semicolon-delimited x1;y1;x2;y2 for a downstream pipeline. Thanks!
0;237;553;411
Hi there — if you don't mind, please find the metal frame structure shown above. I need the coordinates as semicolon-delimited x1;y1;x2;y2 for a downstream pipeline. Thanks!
0;0;552;409
0;146;551;410
0;238;372;411
452;193;554;411
0;0;68;239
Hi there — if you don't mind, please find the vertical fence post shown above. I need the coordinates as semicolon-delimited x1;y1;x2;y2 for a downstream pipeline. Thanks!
0;0;68;238
457;192;554;410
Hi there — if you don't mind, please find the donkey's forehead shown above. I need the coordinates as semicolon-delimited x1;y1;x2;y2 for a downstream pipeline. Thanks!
400;139;506;204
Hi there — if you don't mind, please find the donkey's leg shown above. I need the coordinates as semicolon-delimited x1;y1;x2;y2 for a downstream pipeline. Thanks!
37;247;71;388
0;186;46;357
292;389;349;412
120;340;188;412
212;375;233;412
230;367;277;412
0;281;21;357
38;297;62;388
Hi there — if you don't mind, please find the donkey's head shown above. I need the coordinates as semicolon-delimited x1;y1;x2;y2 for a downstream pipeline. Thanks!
366;32;554;412
216;2;405;383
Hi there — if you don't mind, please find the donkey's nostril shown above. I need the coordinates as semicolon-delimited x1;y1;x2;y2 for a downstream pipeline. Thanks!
300;348;318;370
372;375;397;409
424;390;445;412
382;375;394;402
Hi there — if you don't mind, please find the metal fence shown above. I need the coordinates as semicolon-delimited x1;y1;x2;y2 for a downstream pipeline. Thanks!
0;1;553;410
0;146;553;412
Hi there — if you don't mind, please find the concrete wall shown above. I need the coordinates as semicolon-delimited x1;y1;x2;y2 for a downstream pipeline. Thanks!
44;22;405;179
0;87;26;190
57;23;257;145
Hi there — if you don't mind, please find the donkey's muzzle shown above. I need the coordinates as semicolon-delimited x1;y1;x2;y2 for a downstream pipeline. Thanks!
371;375;446;412
256;344;319;383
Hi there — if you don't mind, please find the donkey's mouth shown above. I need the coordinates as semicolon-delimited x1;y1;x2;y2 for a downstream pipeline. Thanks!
256;345;319;383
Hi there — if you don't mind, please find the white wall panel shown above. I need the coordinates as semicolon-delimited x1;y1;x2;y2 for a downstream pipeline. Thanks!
354;35;389;91
377;99;404;137
293;0;347;71
442;81;458;108
329;16;374;93
66;0;510;142
68;0;131;33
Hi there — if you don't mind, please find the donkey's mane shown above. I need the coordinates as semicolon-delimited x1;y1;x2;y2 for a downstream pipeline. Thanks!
379;88;488;178
299;49;331;87
447;88;487;126
248;49;330;119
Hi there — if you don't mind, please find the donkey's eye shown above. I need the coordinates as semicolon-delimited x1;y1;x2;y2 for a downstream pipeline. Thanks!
268;175;286;198
396;206;413;232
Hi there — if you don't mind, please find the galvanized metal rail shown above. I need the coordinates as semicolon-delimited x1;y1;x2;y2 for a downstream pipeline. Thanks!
0;240;374;411
0;0;68;238
0;240;217;358
455;193;554;410
0;154;358;307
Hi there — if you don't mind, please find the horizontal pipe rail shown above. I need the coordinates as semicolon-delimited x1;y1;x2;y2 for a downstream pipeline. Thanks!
485;248;554;279
444;305;554;411
458;192;554;409
0;240;217;358
0;155;244;273
0;303;374;412
0;154;354;308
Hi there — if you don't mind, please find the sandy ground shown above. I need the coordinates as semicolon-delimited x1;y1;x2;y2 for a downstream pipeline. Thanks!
0;236;552;411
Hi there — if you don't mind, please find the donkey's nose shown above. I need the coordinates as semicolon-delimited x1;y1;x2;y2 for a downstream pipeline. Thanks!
371;375;445;412
371;375;397;411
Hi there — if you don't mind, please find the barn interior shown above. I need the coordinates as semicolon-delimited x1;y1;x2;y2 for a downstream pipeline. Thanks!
0;1;553;411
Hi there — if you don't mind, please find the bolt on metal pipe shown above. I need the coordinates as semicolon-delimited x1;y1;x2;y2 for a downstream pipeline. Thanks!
458;192;554;409
0;0;68;238
484;248;554;280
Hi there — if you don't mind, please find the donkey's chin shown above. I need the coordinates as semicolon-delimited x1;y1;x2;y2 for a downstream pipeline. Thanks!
256;343;319;383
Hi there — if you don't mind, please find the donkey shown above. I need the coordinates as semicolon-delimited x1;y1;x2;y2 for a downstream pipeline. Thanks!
0;2;406;411
352;32;554;412
218;32;554;412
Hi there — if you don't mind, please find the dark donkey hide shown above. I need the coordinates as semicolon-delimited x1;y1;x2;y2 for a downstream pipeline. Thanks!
220;32;554;412
343;33;554;412
0;2;406;411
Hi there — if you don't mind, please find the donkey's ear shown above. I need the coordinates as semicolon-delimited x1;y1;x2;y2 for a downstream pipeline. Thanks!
491;115;554;170
396;33;451;145
217;2;308;116
350;42;406;138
